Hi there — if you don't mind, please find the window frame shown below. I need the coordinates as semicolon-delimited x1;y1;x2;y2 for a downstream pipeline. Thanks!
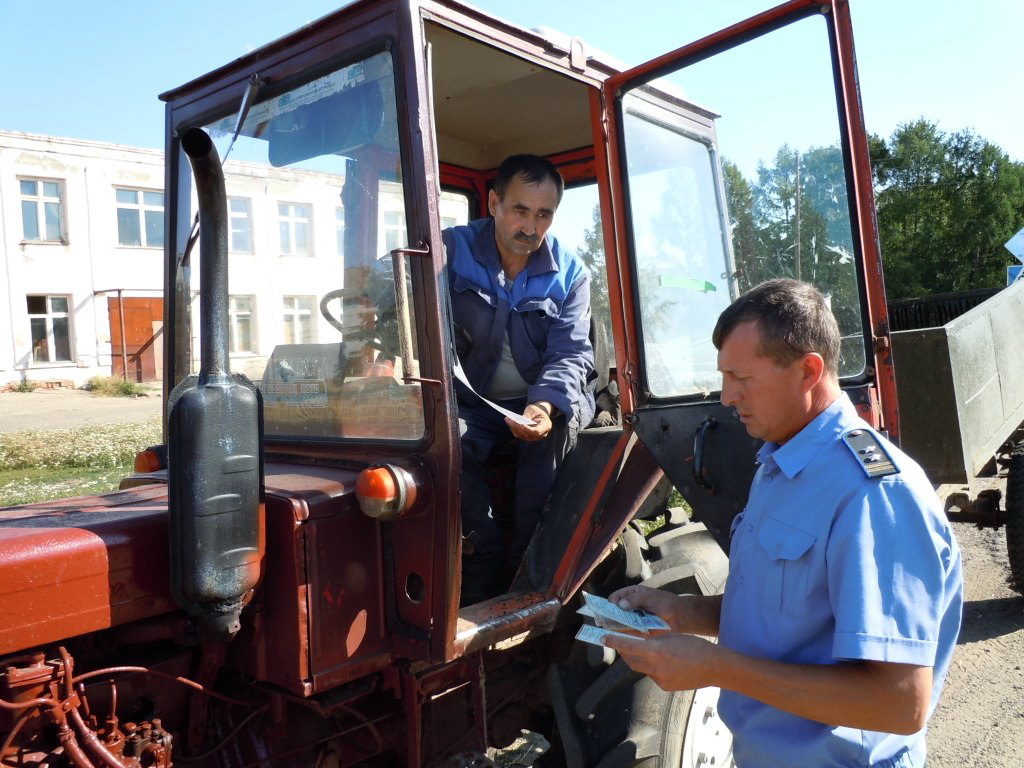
278;201;313;257
282;295;316;345
19;177;67;244
26;294;73;365
228;295;257;354
115;186;165;248
228;196;254;254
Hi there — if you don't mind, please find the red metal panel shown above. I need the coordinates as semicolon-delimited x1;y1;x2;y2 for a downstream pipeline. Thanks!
831;0;899;438
0;486;174;654
589;86;637;416
251;465;396;695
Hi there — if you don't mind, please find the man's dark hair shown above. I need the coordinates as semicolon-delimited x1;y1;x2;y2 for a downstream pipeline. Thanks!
712;279;841;377
493;154;565;205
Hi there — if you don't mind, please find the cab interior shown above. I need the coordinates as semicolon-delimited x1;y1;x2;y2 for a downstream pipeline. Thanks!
424;20;626;599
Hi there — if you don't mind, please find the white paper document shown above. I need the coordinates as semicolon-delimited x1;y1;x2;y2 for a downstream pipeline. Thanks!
575;624;639;647
579;591;670;633
452;355;535;426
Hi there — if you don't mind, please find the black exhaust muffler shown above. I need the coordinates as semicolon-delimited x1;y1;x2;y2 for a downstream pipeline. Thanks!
169;127;263;642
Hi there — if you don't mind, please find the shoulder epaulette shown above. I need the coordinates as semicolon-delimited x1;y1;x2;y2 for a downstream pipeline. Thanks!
841;428;898;479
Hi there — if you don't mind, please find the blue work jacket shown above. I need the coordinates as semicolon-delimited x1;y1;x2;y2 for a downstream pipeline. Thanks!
442;218;595;425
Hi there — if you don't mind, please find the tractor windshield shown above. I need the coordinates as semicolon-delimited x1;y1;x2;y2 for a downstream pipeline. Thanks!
191;51;432;441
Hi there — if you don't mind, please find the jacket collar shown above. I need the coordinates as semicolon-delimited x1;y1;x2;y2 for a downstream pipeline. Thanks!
755;392;859;479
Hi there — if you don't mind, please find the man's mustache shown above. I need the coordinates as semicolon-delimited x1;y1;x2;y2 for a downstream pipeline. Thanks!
514;232;539;244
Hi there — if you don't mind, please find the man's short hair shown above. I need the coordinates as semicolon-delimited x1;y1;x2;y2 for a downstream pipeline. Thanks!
712;279;841;377
493;154;565;205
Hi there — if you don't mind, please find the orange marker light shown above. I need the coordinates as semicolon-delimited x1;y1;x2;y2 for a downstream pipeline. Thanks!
355;464;418;520
134;448;163;473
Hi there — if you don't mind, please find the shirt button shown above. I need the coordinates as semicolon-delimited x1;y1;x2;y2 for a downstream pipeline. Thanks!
747;524;754;533
765;475;773;483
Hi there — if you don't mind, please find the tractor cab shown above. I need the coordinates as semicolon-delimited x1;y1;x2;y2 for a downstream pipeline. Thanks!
158;0;889;665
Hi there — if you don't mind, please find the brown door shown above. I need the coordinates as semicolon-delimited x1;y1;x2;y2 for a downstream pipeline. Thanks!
108;297;163;382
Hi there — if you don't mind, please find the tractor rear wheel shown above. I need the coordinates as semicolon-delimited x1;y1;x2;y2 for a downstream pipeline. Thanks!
547;518;734;768
1005;439;1024;593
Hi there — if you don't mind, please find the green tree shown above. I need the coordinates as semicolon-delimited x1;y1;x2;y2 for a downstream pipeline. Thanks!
722;159;760;290
722;145;864;373
575;203;611;332
872;119;1024;298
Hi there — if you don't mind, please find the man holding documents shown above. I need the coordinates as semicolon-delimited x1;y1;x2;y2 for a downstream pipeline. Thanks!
442;154;595;605
605;280;962;768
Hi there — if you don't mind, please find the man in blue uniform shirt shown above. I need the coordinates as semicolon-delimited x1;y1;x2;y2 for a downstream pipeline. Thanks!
443;155;595;605
606;279;962;767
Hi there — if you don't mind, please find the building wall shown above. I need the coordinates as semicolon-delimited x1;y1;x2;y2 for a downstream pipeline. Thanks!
0;131;469;389
0;132;166;387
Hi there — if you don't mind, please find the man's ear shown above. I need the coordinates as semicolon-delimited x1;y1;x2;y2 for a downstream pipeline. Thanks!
487;189;498;217
801;352;825;393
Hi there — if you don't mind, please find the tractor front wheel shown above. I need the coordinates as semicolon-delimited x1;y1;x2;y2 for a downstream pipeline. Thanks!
1005;439;1024;593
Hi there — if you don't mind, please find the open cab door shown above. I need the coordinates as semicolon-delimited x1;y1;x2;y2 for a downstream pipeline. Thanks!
601;0;895;548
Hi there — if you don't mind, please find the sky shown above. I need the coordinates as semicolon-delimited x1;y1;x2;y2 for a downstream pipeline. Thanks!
2;0;1022;163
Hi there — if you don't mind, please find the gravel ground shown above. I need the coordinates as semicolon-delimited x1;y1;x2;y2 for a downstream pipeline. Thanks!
1;389;1020;763
0;387;163;432
927;521;1024;767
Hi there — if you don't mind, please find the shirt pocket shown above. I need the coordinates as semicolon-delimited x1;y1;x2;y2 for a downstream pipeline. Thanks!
452;272;498;307
757;516;816;617
516;296;560;317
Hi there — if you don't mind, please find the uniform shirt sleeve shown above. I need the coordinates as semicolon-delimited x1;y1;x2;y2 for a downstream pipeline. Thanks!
826;478;956;666
526;271;595;418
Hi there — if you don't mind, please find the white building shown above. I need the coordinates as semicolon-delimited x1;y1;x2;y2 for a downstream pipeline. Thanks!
0;131;467;389
0;132;167;388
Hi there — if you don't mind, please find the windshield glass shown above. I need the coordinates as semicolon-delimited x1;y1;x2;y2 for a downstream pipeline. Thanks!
621;94;733;397
620;14;867;399
189;51;427;441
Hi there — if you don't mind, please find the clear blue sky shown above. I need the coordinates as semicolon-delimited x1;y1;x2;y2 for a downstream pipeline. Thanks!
3;1;1021;162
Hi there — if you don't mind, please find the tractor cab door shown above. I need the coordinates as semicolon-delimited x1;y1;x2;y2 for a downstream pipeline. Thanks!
602;0;893;549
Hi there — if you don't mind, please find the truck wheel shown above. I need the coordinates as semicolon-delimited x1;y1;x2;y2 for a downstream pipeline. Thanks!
1006;440;1024;593
548;519;734;768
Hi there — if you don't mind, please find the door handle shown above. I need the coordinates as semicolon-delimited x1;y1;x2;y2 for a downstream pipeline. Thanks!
693;416;717;491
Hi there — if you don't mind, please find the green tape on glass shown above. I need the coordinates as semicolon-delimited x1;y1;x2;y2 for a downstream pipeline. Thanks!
659;275;717;292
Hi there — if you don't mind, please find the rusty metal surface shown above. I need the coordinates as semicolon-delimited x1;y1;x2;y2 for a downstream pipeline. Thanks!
453;594;561;656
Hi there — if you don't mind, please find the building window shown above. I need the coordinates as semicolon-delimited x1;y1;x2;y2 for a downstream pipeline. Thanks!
279;203;311;256
27;295;72;363
116;188;164;247
283;296;315;345
382;210;405;254
336;206;345;257
20;178;66;243
229;296;256;354
229;197;253;254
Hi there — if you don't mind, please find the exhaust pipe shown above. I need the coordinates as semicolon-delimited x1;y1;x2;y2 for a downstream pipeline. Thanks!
168;127;263;642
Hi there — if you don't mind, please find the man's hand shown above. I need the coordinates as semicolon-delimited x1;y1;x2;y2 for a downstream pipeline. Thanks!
609;585;723;637
606;628;934;734
507;401;554;441
603;632;720;692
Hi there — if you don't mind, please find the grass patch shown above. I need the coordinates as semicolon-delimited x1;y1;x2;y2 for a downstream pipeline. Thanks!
12;379;37;393
0;420;162;471
0;464;135;507
86;375;151;397
0;420;162;506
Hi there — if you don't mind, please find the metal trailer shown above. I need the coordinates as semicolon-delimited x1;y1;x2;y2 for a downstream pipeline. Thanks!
890;278;1024;589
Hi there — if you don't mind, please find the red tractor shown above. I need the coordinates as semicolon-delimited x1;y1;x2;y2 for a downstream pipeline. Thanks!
0;2;893;765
